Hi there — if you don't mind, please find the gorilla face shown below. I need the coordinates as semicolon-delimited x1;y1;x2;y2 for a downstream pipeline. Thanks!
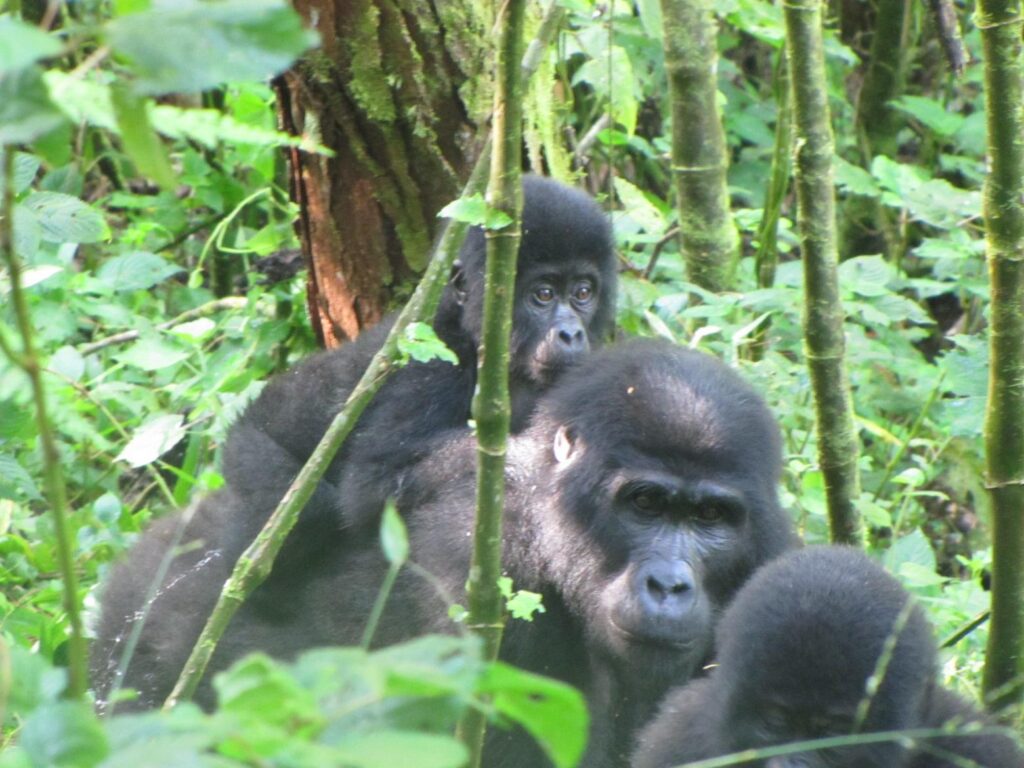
723;696;913;768
447;175;617;392
523;339;794;683
511;260;603;386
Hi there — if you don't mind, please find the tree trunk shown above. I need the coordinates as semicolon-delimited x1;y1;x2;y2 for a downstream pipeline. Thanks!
276;1;491;346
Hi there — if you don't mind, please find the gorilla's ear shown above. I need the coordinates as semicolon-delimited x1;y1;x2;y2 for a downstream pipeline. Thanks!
449;261;468;305
553;425;581;466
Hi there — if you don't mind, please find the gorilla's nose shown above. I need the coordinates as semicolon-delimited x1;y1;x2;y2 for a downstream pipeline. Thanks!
639;560;696;618
558;326;586;349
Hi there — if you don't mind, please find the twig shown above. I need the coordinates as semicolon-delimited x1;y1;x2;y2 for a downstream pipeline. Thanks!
79;297;248;356
0;149;88;698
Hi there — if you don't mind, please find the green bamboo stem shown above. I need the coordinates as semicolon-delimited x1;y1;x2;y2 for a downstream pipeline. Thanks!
854;0;910;160
454;0;525;763
0;149;88;699
977;0;1024;717
659;0;739;293
783;0;864;546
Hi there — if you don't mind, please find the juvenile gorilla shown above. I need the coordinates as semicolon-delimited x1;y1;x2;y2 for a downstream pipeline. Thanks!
219;174;617;570
92;339;796;767
632;546;1024;768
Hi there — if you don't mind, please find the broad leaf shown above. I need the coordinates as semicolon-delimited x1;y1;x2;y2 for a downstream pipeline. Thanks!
105;0;317;95
0;18;61;73
0;67;65;144
22;192;108;244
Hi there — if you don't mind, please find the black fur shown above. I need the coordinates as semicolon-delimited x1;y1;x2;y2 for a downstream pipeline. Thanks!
91;339;796;768
632;546;1024;768
219;175;617;571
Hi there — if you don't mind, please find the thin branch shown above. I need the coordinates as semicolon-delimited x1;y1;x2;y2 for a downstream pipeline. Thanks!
0;149;88;698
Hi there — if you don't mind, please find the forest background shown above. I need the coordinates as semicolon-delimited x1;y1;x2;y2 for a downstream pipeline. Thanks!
0;0;1022;765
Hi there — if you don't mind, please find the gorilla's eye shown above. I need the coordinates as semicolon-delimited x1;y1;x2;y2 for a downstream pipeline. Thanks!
694;504;726;524
627;485;667;515
573;281;594;303
533;285;556;304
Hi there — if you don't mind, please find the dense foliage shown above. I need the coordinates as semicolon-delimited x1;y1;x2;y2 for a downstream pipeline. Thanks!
0;0;1015;764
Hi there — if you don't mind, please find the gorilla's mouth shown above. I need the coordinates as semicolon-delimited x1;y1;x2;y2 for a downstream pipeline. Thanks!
608;619;696;652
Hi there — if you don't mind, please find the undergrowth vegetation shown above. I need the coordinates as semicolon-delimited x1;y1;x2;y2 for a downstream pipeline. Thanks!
0;0;1011;764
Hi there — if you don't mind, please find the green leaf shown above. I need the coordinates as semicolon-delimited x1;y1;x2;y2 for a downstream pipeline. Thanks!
506;589;545;621
0;454;41;501
43;73;117;131
110;85;176;189
890;95;965;138
613;177;667;235
97;251;184;291
834;156;879;198
332;731;467;768
0;67;66;144
115;335;190;370
883;529;937;575
215;654;321;730
113;0;152;14
481;662;588;768
856;495;892;529
49;345;86;382
838;256;894;298
13;204;41;260
0;151;41;196
397;322;458;365
152;103;329;152
0;18;62;73
19;701;109;768
571;45;638;135
7;646;67;716
105;0;318;95
437;194;513;229
22;192;108;244
635;0;662;37
116;413;186;467
380;500;409;565
870;156;981;229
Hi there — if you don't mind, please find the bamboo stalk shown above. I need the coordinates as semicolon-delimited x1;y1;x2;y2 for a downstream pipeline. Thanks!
977;0;1024;717
783;0;864;545
659;0;739;292
454;0;526;762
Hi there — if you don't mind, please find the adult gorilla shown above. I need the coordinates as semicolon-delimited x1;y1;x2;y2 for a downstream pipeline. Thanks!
92;339;797;767
632;546;1024;768
219;174;617;570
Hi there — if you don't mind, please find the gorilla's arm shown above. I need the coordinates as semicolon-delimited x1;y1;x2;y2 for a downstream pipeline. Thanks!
90;491;237;711
630;679;722;768
913;687;1024;768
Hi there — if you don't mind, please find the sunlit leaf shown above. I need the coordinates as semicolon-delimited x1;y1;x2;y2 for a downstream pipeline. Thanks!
0;67;65;144
22;192;108;244
380;501;409;566
97;251;184;291
0;18;61;73
116;413;186;467
105;0;318;95
481;662;588;768
110;85;176;189
19;701;109;768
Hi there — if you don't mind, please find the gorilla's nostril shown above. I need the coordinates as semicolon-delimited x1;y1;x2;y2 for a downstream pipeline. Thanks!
647;576;689;602
559;328;584;346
